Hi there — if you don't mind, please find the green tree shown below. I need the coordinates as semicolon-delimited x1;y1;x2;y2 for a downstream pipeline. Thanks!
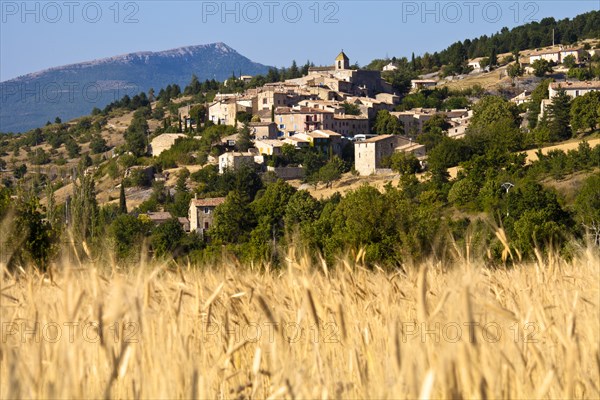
70;174;99;251
284;190;321;234
110;214;150;260
119;183;127;214
124;112;149;156
374;110;403;135
66;139;80;159
562;54;577;68
342;102;362;115
389;152;421;174
574;174;600;246
570;91;600;133
237;122;253;152
14;164;27;179
151;218;185;258
448;179;479;207
532;59;553;77
90;134;108;154
470;96;520;129
489;47;497;68
545;88;572;141
315;156;344;188
527;79;551;129
10;197;58;270
507;63;523;79
210;190;256;244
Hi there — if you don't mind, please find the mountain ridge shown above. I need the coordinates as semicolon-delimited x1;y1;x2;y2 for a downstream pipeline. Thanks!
0;42;270;132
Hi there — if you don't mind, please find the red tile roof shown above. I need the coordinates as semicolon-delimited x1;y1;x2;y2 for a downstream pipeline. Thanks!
191;197;226;207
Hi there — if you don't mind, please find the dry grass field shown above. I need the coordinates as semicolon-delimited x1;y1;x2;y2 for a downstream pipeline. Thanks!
1;243;599;399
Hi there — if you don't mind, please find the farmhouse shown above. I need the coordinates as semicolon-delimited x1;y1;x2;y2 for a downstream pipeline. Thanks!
189;197;226;237
254;139;285;156
218;152;255;174
354;135;398;176
149;134;187;157
548;81;600;99
411;80;437;90
249;121;278;139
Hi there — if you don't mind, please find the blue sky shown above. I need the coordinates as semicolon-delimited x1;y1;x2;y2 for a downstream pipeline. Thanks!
1;1;598;81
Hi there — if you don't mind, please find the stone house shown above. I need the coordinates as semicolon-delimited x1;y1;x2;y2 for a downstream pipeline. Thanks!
354;135;398;176
218;152;255;174
149;134;187;157
189;197;226;237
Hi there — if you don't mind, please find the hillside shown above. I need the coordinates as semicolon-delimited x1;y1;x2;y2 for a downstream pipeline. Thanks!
0;43;271;133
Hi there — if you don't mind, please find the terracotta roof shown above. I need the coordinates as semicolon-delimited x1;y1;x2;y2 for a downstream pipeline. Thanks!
146;211;173;221
550;81;600;90
249;121;276;127
191;197;226;207
362;135;395;143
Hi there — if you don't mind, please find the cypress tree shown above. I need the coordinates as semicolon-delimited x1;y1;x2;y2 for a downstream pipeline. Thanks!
119;182;127;214
546;88;572;141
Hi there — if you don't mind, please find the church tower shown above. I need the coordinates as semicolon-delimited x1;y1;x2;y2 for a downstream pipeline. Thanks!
335;50;350;70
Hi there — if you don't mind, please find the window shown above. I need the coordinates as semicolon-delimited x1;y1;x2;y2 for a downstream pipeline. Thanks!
204;222;210;229
263;98;267;104
204;207;210;214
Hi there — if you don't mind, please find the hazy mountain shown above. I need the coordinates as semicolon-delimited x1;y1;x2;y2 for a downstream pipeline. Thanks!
0;42;270;133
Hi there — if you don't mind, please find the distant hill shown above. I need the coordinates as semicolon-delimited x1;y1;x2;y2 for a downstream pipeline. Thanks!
0;42;271;133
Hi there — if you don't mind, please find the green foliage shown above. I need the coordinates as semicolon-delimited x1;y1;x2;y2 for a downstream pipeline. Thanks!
544;88;572;141
30;148;51;165
448;179;479;207
389;152;421;175
527;79;551;128
124;111;149;157
532;59;553;77
155;137;202;169
382;67;418;95
284;190;322;235
504;182;574;257
119;183;127;214
562;54;577;68
66;139;81;159
110;214;151;261
9;196;58;271
210;190;255;244
342;102;362;115
570;91;600;133
70;174;99;251
236;123;253;152
374;110;403;135
574;174;600;245
470;96;520;129
507;63;524;79
314;157;345;188
151;218;185;258
90;134;108;154
14;164;27;179
566;66;593;81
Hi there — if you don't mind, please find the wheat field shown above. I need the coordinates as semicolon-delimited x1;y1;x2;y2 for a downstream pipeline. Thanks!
1;246;599;399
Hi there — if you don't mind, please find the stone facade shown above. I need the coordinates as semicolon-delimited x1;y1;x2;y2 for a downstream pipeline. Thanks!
189;197;226;237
